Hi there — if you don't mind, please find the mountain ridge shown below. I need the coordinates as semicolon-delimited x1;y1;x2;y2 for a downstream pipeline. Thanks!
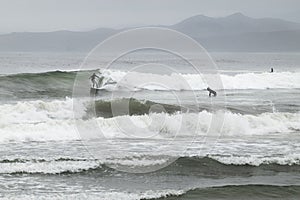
1;13;300;52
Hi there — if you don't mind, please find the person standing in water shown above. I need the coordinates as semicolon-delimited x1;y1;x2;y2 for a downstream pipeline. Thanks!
89;73;100;88
207;87;217;97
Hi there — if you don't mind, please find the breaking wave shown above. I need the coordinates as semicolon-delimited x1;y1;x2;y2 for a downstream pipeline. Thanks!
96;70;300;90
0;98;299;143
1;156;300;175
0;70;299;100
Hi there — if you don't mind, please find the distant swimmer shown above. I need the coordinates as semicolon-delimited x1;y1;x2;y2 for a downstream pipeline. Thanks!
207;87;217;97
89;73;100;88
270;68;274;73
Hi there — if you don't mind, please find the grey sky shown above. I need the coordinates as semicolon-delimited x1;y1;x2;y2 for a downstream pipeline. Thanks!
0;0;299;33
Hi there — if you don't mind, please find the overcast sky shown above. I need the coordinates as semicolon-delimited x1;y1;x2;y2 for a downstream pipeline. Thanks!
0;0;299;33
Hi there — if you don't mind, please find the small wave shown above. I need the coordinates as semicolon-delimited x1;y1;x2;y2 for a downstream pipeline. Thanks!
2;189;185;200
0;157;111;175
1;156;300;175
174;156;300;169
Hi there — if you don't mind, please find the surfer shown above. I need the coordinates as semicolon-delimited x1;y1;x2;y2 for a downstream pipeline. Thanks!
207;87;217;97
89;73;100;88
270;68;274;73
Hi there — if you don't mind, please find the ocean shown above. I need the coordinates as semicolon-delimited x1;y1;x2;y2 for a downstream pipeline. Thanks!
0;52;300;199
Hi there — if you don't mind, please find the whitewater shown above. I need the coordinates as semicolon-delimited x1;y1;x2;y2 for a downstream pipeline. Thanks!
0;98;300;143
96;70;300;90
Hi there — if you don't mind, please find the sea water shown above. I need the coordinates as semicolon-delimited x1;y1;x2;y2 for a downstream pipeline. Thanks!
0;52;299;199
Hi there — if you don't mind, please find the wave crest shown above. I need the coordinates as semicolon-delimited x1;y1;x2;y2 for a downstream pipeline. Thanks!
1;156;300;175
97;70;300;90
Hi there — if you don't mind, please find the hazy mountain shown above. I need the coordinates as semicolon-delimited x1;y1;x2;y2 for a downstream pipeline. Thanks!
198;30;300;52
0;13;300;52
0;28;117;51
172;13;300;38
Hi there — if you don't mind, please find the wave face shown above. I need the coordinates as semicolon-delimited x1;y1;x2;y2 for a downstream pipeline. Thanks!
0;70;77;99
148;185;300;200
0;98;299;143
0;70;299;100
89;98;182;118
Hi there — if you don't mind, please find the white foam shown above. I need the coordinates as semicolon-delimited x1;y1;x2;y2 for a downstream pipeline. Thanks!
210;154;300;166
0;97;75;124
0;99;299;143
99;70;300;90
0;160;99;174
1;189;185;200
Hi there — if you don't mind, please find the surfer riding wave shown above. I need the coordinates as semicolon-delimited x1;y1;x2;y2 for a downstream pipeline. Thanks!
89;73;100;88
